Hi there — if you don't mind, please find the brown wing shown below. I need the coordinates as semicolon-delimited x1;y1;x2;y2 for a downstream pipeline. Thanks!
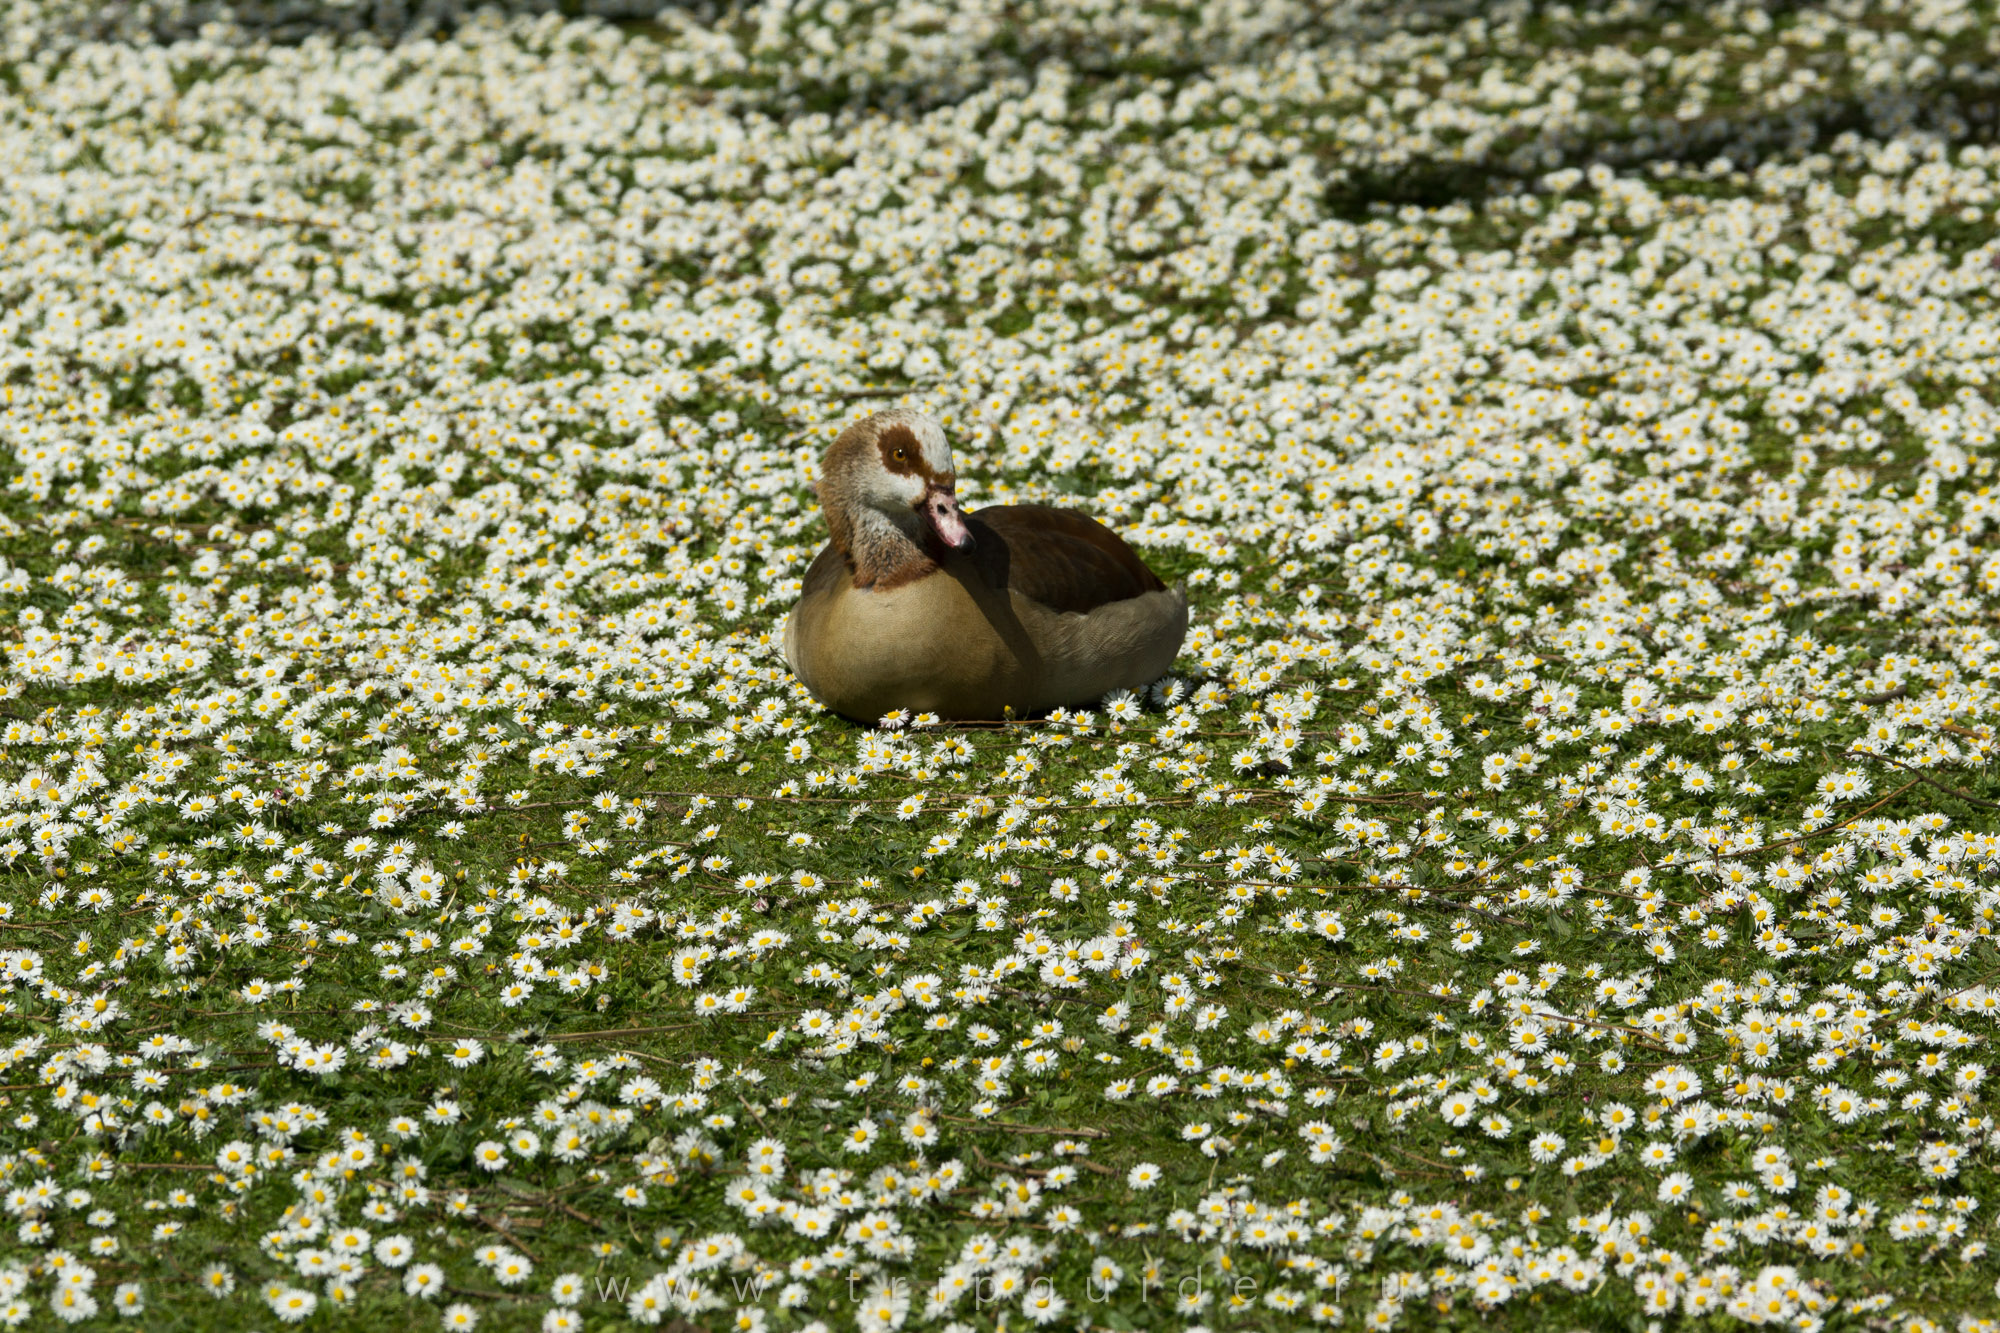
967;504;1166;615
799;542;853;599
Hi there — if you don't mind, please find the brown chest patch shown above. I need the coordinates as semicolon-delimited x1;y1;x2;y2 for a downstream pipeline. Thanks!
867;556;939;592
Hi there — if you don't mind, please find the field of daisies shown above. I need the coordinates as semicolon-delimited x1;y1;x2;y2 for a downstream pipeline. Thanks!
10;0;2000;1328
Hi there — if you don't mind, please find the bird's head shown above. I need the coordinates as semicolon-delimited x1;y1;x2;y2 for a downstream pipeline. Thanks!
818;409;972;553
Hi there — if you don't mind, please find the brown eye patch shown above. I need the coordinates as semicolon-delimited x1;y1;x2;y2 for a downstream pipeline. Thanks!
877;424;926;477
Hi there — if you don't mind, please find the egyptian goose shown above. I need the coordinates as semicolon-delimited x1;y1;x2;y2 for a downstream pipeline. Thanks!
783;410;1188;722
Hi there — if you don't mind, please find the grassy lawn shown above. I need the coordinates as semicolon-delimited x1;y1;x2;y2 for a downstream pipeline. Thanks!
1;0;2000;1329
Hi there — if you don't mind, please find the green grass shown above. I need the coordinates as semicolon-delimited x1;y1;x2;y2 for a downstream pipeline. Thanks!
3;0;2000;1329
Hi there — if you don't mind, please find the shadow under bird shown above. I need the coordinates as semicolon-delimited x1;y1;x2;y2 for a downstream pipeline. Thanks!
783;410;1189;722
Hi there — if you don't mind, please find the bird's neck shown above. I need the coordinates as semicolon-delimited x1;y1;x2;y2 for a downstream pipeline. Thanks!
831;502;936;590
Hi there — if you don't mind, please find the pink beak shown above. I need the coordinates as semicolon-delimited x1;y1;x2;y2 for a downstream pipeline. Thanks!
921;483;973;550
